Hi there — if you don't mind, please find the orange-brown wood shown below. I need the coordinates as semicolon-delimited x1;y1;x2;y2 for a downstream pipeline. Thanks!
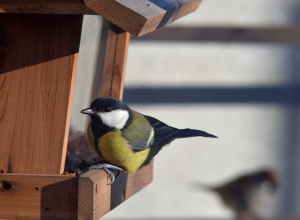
125;161;153;199
0;0;202;36
100;22;130;100
78;164;153;220
0;173;78;219
0;163;153;219
0;14;82;174
78;170;111;220
83;0;202;36
0;163;151;220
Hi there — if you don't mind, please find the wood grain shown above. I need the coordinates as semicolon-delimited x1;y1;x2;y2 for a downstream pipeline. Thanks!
0;14;82;174
0;0;202;36
83;0;202;36
125;161;153;199
0;173;78;219
100;22;130;100
78;170;111;220
78;164;153;220
0;166;153;219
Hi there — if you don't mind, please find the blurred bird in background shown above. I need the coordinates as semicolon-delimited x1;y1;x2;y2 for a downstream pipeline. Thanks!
192;169;279;220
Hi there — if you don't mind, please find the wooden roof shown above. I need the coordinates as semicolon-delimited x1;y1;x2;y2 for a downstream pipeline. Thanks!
0;0;203;36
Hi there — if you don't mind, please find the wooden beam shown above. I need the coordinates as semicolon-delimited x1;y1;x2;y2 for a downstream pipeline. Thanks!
0;14;82;174
80;0;202;36
78;162;153;219
0;173;78;219
0;163;152;219
100;22;130;100
125;161;153;200
0;0;202;36
0;163;153;219
78;170;112;220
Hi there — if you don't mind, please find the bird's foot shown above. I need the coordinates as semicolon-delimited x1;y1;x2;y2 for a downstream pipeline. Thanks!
89;163;124;185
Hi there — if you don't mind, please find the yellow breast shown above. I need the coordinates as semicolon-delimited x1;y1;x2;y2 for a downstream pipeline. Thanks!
98;130;150;173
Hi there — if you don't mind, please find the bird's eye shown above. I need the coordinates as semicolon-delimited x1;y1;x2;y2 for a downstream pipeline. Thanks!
103;107;112;112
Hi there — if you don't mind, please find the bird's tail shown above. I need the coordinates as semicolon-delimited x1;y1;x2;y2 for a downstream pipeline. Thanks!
175;128;217;139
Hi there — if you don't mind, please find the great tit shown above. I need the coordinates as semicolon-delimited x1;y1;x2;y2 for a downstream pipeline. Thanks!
81;97;217;184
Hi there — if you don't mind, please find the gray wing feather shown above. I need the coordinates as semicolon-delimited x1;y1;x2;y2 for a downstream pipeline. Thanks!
121;110;154;152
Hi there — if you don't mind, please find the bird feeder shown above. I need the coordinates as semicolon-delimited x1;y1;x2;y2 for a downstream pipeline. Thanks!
0;0;202;219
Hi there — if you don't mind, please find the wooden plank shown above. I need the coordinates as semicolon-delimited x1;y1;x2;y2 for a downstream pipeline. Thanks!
125;161;153;199
0;14;82;174
0;173;78;219
0;165;153;220
78;164;153;220
78;170;111;220
0;0;96;15
83;0;202;36
0;0;202;36
100;22;130;99
132;26;300;43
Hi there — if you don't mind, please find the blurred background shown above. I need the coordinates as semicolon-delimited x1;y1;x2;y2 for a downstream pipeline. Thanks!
73;0;300;219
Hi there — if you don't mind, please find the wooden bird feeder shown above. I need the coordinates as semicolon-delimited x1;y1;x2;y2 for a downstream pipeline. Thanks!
0;0;202;219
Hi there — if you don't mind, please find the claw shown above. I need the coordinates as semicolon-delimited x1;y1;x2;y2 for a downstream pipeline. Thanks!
89;163;124;184
103;167;115;185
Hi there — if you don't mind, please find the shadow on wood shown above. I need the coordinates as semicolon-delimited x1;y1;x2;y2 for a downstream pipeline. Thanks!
0;13;82;74
40;177;78;219
0;13;82;175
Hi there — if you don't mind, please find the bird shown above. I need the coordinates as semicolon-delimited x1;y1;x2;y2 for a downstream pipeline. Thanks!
193;169;279;220
81;96;217;184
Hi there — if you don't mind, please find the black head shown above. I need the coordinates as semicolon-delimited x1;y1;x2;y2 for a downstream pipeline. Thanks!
81;97;132;133
85;97;130;113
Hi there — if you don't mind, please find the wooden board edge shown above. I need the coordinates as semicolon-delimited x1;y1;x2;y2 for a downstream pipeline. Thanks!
100;22;130;99
78;170;111;220
125;161;153;200
0;173;78;219
59;53;80;174
84;0;203;37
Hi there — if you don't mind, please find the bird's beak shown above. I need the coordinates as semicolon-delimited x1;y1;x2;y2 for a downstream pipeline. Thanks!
80;108;95;115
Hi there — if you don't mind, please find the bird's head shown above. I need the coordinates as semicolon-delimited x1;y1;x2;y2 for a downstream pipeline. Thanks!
254;169;279;192
81;97;132;130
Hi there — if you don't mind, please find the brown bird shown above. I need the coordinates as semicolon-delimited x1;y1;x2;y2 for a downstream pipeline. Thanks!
194;169;279;220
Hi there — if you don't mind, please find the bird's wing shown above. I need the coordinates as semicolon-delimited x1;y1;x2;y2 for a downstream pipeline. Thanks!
144;115;216;145
143;115;179;146
121;110;155;152
123;111;216;153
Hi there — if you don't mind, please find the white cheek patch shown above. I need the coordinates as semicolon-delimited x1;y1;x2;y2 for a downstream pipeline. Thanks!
97;109;129;129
